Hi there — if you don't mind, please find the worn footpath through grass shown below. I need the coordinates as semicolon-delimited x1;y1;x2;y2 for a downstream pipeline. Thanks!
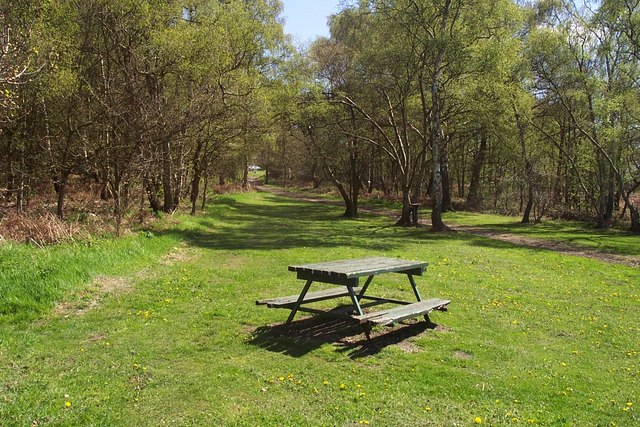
0;191;639;426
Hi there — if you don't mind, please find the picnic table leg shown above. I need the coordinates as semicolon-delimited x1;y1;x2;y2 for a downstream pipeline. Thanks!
407;274;431;323
407;274;422;302
348;284;373;341
357;275;374;300
363;324;372;341
286;280;313;324
346;285;364;316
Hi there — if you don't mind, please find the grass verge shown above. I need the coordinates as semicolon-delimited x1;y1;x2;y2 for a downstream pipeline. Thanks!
0;232;177;322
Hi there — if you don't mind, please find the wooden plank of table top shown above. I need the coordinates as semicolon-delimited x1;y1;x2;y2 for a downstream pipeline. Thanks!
288;257;428;278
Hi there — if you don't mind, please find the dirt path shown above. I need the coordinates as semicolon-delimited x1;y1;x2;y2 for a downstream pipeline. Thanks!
257;185;640;268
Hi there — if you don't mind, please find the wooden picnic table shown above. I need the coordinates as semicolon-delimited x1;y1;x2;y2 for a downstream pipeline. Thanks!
256;257;450;329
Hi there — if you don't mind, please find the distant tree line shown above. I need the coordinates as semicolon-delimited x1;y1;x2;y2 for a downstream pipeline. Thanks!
0;0;285;233
2;0;639;235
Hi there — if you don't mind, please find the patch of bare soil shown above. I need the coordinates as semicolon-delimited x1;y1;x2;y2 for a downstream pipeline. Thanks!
159;244;196;265
53;245;194;318
394;339;423;353
54;275;132;317
453;350;473;360
258;186;639;268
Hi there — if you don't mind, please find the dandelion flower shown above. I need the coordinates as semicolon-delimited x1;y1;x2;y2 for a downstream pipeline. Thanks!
64;401;72;408
474;416;482;424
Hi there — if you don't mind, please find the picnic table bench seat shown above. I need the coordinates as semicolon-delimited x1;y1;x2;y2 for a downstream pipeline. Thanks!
354;298;450;326
256;287;362;308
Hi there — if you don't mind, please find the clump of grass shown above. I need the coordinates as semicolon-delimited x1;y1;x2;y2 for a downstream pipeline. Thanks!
0;232;176;322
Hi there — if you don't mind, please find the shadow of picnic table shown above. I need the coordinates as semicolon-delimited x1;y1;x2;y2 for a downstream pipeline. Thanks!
248;310;437;359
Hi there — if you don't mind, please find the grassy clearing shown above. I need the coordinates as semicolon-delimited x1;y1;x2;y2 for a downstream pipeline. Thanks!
0;192;639;426
271;184;640;257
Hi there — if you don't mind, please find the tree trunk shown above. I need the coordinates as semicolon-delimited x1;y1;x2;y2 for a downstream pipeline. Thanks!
324;165;356;218
55;172;69;219
514;107;534;224
396;184;413;226
15;147;25;213
415;71;431;203
521;166;534;224
201;165;209;211
348;144;359;218
431;141;446;231
429;0;451;232
161;138;174;213
144;174;162;213
466;133;487;211
311;161;323;189
242;155;249;189
172;141;185;210
190;140;204;215
630;205;640;234
441;141;453;212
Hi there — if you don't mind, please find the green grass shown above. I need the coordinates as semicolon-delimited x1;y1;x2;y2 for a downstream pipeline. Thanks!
0;192;639;426
268;184;640;257
442;211;640;257
0;233;177;322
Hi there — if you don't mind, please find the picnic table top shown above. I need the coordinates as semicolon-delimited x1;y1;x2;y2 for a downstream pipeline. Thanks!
288;257;428;279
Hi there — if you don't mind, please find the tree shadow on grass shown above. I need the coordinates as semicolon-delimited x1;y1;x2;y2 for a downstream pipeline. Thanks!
153;198;407;252
247;312;436;359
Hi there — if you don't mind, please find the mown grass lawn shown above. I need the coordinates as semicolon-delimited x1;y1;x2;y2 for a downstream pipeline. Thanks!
0;191;639;426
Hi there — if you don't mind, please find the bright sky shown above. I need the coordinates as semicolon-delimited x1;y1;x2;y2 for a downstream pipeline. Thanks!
281;0;342;44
